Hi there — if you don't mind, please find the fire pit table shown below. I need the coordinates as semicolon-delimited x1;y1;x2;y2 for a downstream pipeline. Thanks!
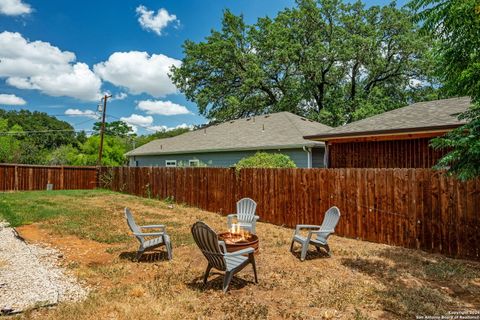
217;231;259;254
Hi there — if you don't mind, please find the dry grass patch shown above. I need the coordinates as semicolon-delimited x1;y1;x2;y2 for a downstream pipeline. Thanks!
2;190;478;319
0;259;8;268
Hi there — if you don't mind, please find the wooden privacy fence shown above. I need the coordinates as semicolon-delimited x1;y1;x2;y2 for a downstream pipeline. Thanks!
0;163;98;191
99;166;480;261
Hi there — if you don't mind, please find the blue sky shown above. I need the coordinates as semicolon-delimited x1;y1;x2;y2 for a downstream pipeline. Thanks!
0;0;406;135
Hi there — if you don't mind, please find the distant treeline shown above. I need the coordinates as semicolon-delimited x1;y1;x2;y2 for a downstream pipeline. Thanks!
0;109;189;166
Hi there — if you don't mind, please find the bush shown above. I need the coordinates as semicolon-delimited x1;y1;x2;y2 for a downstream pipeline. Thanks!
235;152;296;170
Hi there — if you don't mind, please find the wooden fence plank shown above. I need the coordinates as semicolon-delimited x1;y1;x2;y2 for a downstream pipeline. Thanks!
3;164;479;261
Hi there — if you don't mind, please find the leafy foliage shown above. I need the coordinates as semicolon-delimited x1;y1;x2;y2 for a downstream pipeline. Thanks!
134;127;191;148
411;0;480;179
0;110;79;164
93;121;133;138
235;152;296;170
170;0;438;126
0;111;191;166
74;135;128;166
0;119;23;163
430;107;480;180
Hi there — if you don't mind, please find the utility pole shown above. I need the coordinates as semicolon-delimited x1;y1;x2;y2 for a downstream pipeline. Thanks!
97;94;112;166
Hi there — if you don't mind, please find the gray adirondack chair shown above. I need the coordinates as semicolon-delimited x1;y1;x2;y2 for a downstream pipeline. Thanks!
191;221;258;293
290;206;340;261
124;208;172;261
227;198;259;234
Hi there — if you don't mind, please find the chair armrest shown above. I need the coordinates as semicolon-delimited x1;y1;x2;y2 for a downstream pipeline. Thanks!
140;224;166;231
227;214;237;228
225;247;254;256
295;224;321;233
310;229;334;235
254;215;260;221
218;240;227;253
309;229;335;240
133;232;165;237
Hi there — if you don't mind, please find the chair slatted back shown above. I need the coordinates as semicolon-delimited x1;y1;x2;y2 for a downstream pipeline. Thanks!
320;206;341;232
125;208;144;244
191;221;226;271
236;198;257;223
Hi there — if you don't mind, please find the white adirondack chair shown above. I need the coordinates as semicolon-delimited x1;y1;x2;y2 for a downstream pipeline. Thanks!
191;221;258;293
227;198;259;234
125;208;173;261
290;206;340;261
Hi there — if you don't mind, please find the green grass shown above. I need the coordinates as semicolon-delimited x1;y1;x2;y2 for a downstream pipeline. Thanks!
0;189;196;244
0;190;114;226
0;189;128;243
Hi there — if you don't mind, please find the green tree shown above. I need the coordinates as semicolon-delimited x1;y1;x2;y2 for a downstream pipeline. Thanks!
0;109;77;149
75;130;88;145
133;127;191;149
0;109;83;164
170;0;437;126
411;0;480;179
74;135;127;166
93;121;133;138
0;119;22;163
46;145;80;165
235;152;297;170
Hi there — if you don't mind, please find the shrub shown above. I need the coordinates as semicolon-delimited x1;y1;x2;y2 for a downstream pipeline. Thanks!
235;152;296;171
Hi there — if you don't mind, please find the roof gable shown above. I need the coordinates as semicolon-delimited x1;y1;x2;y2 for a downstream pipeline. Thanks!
306;97;471;140
127;112;332;156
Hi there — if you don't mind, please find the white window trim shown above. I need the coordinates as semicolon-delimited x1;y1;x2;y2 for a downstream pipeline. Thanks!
165;160;177;167
189;159;200;167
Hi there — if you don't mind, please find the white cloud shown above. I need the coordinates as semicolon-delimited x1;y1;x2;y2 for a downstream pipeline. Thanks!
174;123;194;130
120;114;154;133
0;93;26;105
94;51;180;97
119;113;193;134
112;92;127;101
148;123;194;132
409;78;425;88
0;0;32;16
147;125;167;132
64;108;99;119
137;100;191;116
0;31;102;101
136;5;178;36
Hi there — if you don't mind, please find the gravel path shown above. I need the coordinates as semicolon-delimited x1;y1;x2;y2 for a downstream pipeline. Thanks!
0;222;88;314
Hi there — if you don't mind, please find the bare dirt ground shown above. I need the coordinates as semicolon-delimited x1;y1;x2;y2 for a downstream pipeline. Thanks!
5;191;480;319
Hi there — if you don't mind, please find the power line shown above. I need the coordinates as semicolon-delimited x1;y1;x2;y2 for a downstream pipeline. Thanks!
0;129;95;136
0;113;98;136
71;117;97;127
106;113;161;133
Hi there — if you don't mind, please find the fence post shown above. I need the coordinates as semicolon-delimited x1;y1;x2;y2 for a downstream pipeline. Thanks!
14;164;18;191
60;166;65;190
96;167;101;189
28;168;33;190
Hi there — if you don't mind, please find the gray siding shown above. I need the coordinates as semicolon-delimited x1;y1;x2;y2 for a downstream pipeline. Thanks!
312;148;325;168
129;148;325;168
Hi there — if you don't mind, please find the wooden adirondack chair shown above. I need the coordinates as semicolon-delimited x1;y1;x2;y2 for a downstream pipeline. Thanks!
125;208;173;261
227;198;260;234
191;221;258;292
290;206;341;261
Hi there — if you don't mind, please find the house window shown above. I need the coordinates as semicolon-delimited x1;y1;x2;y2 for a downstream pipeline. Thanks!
189;159;200;167
165;160;177;167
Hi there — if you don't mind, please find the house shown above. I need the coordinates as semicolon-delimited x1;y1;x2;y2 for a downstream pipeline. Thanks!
126;112;332;168
304;97;471;168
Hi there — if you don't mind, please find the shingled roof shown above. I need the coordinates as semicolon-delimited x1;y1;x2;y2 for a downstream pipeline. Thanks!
126;112;332;156
305;97;471;141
